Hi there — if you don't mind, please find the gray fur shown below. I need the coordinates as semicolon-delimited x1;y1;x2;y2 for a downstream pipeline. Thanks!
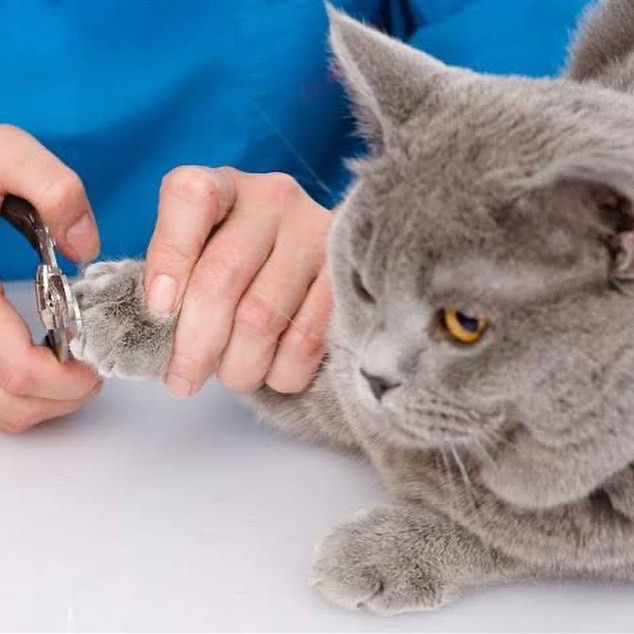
71;0;634;614
567;0;634;87
70;260;175;379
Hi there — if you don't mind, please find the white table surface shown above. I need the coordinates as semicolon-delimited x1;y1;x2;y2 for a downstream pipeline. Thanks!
2;280;634;633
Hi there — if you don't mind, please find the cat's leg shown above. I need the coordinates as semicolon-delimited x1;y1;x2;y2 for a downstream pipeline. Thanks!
71;259;359;450
310;502;530;615
249;375;360;453
71;259;176;379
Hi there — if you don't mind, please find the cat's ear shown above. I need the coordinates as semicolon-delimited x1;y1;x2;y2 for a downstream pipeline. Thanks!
528;151;634;283
327;5;463;147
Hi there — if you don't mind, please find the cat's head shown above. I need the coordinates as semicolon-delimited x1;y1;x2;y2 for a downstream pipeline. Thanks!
326;8;634;487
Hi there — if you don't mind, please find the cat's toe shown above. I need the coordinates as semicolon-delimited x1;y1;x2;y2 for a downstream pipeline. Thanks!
96;358;117;379
72;259;143;311
82;261;126;280
310;533;383;612
69;336;86;364
70;326;117;377
71;259;174;380
310;509;451;615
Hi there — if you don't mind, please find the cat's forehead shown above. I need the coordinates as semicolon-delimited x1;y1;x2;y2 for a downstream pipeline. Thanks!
348;171;603;306
342;75;632;301
399;79;560;166
355;84;564;217
375;74;622;191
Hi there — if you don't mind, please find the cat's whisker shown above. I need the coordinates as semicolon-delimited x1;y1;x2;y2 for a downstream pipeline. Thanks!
439;446;459;509
477;434;500;462
450;442;478;514
249;290;295;328
248;99;334;199
328;341;356;356
482;427;517;454
248;290;332;352
484;427;507;443
470;436;497;470
242;291;357;364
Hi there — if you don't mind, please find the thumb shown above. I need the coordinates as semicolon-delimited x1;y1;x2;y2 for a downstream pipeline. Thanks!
0;125;99;262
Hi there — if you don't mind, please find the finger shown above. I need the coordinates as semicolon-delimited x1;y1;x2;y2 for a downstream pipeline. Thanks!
0;124;99;262
165;207;280;397
216;217;327;393
265;268;332;393
0;384;101;434
144;166;237;316
0;294;102;401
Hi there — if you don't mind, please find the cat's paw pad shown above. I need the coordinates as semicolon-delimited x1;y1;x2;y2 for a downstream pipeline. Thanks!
310;508;453;615
71;259;175;380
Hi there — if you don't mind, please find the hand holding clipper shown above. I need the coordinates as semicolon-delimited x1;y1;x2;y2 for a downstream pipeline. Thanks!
1;195;82;361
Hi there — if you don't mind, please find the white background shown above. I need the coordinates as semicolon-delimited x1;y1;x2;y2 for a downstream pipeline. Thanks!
2;281;634;632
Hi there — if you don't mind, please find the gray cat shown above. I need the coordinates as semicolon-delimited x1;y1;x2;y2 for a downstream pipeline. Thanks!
70;0;634;614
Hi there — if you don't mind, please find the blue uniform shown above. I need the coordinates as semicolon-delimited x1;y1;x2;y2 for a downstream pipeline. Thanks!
0;0;590;279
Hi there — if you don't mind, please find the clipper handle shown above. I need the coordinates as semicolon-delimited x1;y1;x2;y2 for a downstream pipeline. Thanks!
0;195;43;253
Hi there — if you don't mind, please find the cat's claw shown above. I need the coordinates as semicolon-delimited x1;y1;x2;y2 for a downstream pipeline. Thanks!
81;261;124;281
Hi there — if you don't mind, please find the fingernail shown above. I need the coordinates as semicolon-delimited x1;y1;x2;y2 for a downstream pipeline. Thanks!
166;373;193;398
148;274;177;315
66;213;98;261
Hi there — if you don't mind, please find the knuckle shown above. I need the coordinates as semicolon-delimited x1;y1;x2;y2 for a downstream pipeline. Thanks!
197;247;243;293
0;123;25;141
266;363;314;394
216;366;263;394
266;374;308;394
41;168;85;216
168;351;209;388
282;327;326;360
161;166;219;203
1;420;31;435
150;234;194;267
0;405;37;434
261;172;301;208
234;294;287;336
0;365;33;398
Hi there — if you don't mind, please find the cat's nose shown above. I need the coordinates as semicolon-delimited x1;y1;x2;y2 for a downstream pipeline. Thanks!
360;368;401;401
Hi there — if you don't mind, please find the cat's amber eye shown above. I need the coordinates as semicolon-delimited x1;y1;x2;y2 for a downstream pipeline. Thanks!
441;308;488;344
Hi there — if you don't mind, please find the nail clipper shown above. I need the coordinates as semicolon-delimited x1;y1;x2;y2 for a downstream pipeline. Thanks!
0;195;82;362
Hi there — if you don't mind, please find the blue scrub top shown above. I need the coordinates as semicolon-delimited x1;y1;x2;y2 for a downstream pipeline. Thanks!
0;0;590;279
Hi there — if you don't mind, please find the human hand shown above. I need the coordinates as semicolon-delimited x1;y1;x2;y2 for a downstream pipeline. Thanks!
0;125;102;432
144;167;332;397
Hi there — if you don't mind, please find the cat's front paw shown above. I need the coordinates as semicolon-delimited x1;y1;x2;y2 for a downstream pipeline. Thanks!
310;505;459;615
71;259;176;380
